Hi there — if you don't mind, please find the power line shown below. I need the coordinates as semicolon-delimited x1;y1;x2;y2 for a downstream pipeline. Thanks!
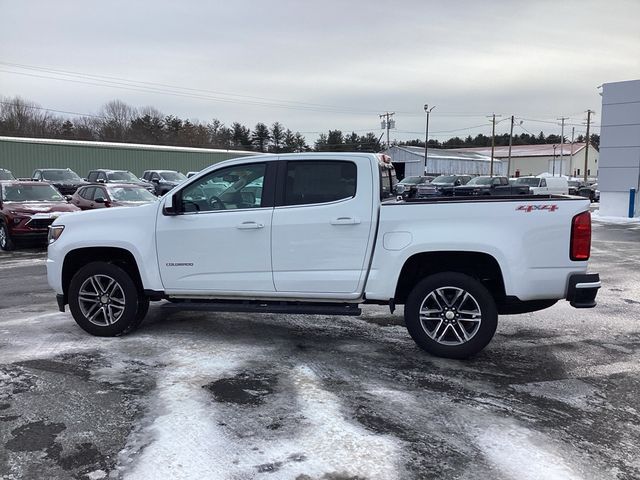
0;61;605;121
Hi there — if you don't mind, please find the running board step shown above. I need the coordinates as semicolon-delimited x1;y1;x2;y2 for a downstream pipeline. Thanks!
162;299;362;316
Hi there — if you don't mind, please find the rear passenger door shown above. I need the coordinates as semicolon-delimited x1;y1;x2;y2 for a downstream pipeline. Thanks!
271;156;375;295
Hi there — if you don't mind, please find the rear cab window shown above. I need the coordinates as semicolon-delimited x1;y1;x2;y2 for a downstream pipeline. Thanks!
283;161;356;206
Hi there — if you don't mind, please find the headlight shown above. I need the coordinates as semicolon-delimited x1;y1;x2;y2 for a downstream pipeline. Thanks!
48;225;65;244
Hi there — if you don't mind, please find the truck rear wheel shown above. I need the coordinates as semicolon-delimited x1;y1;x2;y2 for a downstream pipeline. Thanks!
404;272;498;359
68;261;146;336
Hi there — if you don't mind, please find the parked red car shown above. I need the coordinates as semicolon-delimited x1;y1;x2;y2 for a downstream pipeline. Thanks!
0;181;80;250
71;183;158;210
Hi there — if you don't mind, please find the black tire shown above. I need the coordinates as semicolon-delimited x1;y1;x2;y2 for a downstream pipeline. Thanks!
0;222;15;251
404;272;498;359
125;296;150;334
68;261;144;337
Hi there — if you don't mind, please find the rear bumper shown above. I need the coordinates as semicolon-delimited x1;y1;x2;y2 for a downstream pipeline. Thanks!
566;273;600;308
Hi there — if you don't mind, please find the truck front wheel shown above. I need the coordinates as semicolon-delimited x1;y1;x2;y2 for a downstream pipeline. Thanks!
0;222;15;251
68;261;146;336
405;272;498;359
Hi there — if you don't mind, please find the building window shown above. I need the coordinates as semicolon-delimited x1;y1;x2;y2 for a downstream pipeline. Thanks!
587;169;591;176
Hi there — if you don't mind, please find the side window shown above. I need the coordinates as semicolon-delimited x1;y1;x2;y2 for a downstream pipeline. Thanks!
33;171;41;180
87;172;97;182
80;187;95;200
151;173;160;181
284;161;356;206
491;178;501;186
540;179;547;187
99;173;107;181
180;163;266;213
93;187;107;200
142;172;150;181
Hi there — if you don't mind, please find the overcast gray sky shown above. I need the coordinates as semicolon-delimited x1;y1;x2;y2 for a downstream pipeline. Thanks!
1;0;639;143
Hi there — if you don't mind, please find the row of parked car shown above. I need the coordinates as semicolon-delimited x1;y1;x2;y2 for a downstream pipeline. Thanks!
0;167;192;251
394;174;600;202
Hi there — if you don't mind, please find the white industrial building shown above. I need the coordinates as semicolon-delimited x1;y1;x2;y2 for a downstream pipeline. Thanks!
456;143;599;178
383;146;505;178
598;79;640;218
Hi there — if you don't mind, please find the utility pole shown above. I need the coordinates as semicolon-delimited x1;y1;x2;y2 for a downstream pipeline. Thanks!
557;116;568;176
507;115;514;177
569;127;575;177
487;113;501;176
423;104;435;174
379;112;395;151
584;109;593;182
552;145;557;176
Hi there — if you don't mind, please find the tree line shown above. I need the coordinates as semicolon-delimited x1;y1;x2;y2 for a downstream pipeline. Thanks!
0;96;598;152
399;130;600;150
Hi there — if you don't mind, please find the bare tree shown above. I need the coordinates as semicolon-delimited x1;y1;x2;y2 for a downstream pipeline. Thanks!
98;100;137;141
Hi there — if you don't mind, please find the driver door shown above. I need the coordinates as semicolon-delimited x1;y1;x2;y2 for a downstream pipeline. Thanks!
156;161;276;293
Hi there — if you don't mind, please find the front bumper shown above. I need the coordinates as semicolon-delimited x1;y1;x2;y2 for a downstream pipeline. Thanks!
566;273;600;308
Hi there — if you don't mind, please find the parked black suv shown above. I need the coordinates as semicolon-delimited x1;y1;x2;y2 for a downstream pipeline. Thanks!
0;169;15;181
454;176;530;196
86;169;155;193
32;168;89;195
415;174;472;197
141;170;187;196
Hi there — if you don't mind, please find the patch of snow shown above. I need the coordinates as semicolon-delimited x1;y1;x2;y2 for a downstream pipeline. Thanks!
512;378;599;410
592;211;640;224
476;424;585;480
118;344;405;480
86;469;107;480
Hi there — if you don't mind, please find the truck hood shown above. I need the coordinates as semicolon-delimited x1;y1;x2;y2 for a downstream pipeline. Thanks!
4;202;80;214
53;201;158;227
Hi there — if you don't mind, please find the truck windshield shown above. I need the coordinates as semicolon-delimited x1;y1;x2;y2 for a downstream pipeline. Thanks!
0;170;15;180
42;170;82;181
108;171;139;182
466;177;492;186
432;175;457;184
399;176;422;185
160;171;187;182
3;184;64;202
515;178;541;187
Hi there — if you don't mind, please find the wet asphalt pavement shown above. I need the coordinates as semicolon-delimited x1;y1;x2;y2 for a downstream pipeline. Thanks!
0;221;639;480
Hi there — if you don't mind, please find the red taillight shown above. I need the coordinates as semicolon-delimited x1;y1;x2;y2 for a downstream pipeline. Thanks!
570;211;591;261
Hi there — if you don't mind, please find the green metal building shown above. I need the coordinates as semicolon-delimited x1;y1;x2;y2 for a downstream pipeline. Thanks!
0;136;255;179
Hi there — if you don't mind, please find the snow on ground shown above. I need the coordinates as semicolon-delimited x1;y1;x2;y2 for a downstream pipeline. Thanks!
592;211;640;224
476;424;584;480
117;341;405;480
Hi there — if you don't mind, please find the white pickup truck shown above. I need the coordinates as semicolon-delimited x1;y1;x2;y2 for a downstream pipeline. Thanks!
46;153;600;358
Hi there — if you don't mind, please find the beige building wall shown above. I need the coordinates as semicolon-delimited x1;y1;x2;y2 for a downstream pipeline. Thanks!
505;145;599;178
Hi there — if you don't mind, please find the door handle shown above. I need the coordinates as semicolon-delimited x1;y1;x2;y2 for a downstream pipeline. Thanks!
330;217;360;225
236;221;264;230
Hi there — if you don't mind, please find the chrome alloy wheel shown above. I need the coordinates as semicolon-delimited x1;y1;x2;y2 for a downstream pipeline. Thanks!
78;274;126;326
418;286;482;346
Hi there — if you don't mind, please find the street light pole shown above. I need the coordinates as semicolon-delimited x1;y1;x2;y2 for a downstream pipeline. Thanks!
552;144;557;176
424;104;435;174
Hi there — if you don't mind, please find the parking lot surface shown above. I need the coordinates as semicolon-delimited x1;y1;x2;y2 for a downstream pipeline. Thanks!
1;221;639;480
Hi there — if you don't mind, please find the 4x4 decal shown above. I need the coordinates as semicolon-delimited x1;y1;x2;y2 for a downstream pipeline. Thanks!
517;204;559;213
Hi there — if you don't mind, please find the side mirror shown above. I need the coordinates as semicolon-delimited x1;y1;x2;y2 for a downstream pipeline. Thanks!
162;192;180;216
151;178;160;183
455;180;461;186
95;197;105;204
64;195;72;202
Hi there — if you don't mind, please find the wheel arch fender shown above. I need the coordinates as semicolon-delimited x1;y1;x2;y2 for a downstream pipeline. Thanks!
393;250;508;305
61;246;145;302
